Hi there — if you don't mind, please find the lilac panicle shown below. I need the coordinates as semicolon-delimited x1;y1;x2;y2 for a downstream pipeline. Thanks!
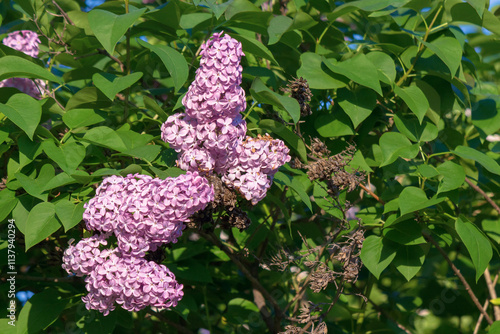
161;32;290;205
64;172;213;314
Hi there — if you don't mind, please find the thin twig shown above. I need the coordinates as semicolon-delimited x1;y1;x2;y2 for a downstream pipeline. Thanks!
423;231;494;325
465;177;500;216
473;299;490;334
51;0;75;25
484;269;500;320
359;183;385;205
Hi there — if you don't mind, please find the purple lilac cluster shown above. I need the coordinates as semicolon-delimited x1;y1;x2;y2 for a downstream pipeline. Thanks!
63;172;214;314
161;32;290;204
0;30;45;98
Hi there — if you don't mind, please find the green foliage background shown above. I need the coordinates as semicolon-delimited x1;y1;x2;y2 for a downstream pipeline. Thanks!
1;0;500;333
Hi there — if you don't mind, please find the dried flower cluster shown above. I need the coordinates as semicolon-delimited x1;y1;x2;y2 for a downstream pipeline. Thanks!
0;30;45;98
162;32;290;205
295;141;364;195
281;77;312;117
62;172;214;315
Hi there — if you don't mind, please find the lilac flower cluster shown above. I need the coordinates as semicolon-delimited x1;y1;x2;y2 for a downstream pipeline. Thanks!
0;30;45;98
161;32;291;204
63;172;214;314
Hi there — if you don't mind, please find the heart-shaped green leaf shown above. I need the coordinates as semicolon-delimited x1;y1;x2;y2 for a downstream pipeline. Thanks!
42;140;86;175
93;72;143;100
338;88;377;128
360;235;397;279
15;164;55;201
88;8;147;55
399;187;445;215
394;85;429;124
55;200;85;232
0;94;41;140
25;202;61;251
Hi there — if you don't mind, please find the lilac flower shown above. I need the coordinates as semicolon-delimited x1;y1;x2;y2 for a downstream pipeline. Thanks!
62;234;113;277
3;30;40;57
82;254;183;315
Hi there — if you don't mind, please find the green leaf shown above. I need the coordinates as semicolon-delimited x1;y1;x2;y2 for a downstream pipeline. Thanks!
455;215;492;282
138;39;189;93
88;8;147;55
146;1;180;29
384;219;426;245
360;235;397;279
322;54;382;95
0;94;41;140
62;109;106;129
15;164;55;201
338;88;377;128
394;85;430;123
0;56;59;82
379;132;419;166
315;110;355;137
489;321;500;333
259;119;307;162
366;51;396;85
393;114;438;143
422;37;463;76
483;10;500;36
0;189;18;222
418;164;440;178
65;87;113;110
436;161;465;194
466;0;486;18
143;96;169;122
274;172;313;212
225;298;260;323
313;182;345;219
225;0;260;19
471;99;500;136
482;219;500;244
17;288;68;334
55;200;85;232
25;202;61;250
296;53;348;89
42;141;86;175
267;15;293;45
83;126;160;162
393;244;426;281
250;77;300;123
230;33;278;65
453;145;500;176
289;11;318;30
399;187;445;216
93;72;143;100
